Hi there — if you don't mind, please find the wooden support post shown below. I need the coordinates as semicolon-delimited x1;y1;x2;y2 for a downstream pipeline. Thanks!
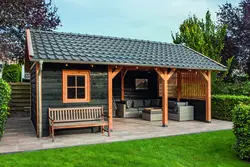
162;71;168;127
199;70;212;123
108;66;113;130
206;71;211;123
36;63;39;137
177;70;181;102
154;68;174;127
108;66;123;130
121;70;125;101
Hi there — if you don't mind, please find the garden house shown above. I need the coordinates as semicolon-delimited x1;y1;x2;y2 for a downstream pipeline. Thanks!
25;29;226;138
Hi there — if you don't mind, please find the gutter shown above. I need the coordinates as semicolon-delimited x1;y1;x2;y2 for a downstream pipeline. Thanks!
30;59;227;72
38;60;43;138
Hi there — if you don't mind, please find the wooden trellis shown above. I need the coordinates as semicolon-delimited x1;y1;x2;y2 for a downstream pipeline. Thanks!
158;70;207;100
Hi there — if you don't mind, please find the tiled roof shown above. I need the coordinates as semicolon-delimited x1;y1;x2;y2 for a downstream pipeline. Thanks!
28;29;226;71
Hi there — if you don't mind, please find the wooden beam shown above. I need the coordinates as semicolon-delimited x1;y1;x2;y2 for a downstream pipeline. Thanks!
199;71;209;81
166;69;176;80
206;71;211;123
124;66;152;71
154;68;165;80
162;71;168;127
111;66;123;79
177;70;182;102
108;66;113;130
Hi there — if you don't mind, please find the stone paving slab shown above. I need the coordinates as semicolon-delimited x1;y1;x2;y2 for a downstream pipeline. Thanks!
0;117;232;154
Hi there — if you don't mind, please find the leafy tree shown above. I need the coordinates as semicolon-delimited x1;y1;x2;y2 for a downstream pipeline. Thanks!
0;0;61;61
217;0;250;72
2;64;22;82
172;11;228;64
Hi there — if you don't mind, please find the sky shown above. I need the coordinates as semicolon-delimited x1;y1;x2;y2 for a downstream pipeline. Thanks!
53;0;240;43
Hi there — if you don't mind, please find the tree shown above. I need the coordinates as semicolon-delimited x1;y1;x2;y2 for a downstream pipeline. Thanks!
217;0;250;72
172;11;228;64
0;0;61;61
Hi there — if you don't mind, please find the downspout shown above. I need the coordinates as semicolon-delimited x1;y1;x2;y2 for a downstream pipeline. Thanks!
38;60;43;138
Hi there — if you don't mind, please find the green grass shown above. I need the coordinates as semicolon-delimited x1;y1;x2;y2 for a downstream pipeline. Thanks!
0;130;249;167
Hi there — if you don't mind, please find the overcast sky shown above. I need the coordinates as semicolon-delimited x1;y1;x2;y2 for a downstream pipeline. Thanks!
54;0;240;43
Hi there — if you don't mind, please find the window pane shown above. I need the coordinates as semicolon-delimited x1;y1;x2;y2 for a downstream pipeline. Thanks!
67;88;76;99
67;76;75;86
77;88;85;98
77;76;85;86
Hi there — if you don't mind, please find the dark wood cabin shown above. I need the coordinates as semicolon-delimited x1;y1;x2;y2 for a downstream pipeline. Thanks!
25;29;226;137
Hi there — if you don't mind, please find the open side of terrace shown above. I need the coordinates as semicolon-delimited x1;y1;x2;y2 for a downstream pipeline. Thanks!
0;117;232;154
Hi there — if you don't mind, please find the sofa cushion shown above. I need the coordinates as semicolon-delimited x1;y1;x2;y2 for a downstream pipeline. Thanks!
138;108;146;112
126;100;133;109
144;99;151;107
133;100;144;108
169;108;178;114
168;101;178;113
151;99;161;107
127;108;139;112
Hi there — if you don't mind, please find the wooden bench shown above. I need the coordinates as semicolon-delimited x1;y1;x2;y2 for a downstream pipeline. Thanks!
48;106;110;141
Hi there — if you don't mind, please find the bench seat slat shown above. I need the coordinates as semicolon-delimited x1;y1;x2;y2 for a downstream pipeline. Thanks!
52;118;102;123
53;120;108;127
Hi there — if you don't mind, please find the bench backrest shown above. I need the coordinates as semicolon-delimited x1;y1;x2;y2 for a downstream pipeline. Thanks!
48;107;104;121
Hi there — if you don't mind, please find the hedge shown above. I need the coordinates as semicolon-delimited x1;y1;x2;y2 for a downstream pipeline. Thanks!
0;79;11;138
2;64;21;82
232;104;250;161
212;95;250;121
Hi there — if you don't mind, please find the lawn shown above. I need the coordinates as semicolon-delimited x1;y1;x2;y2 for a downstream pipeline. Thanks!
0;130;249;167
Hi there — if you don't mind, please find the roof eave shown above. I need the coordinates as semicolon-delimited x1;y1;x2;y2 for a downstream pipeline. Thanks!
30;58;227;71
181;44;227;69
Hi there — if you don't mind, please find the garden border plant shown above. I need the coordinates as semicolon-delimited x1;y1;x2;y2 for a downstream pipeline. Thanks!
212;95;250;121
232;104;250;161
0;79;11;138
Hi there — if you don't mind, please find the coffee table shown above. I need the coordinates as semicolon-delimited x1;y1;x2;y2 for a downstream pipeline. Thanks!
142;108;162;121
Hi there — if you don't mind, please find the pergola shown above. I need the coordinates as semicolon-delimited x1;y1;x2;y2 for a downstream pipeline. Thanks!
25;29;227;137
107;65;211;129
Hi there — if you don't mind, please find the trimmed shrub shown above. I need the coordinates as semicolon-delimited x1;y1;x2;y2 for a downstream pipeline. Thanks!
2;64;21;82
0;79;11;138
212;81;250;96
212;95;250;121
232;104;250;161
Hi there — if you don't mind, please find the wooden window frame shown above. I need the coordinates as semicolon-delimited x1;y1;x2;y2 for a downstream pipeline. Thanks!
62;70;90;103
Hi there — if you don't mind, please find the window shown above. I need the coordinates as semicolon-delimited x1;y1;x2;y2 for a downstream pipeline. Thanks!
62;70;90;103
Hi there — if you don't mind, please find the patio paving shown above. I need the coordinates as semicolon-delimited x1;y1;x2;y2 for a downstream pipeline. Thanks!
0;117;232;154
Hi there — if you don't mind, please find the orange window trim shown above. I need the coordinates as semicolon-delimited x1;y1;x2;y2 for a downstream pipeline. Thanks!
62;70;91;103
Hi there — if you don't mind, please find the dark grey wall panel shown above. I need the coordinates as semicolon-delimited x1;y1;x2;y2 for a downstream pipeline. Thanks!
30;65;37;131
113;71;158;100
41;63;107;136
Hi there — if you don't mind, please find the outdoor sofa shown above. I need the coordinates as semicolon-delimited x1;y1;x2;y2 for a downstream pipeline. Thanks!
117;99;194;121
116;99;162;118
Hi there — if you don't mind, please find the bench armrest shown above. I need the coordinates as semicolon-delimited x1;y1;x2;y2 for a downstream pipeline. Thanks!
48;117;54;126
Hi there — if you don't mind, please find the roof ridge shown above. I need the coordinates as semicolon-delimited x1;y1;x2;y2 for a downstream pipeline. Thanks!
29;29;178;46
180;44;226;69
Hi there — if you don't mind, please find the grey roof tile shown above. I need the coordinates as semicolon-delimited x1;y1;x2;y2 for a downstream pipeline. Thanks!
28;30;226;71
